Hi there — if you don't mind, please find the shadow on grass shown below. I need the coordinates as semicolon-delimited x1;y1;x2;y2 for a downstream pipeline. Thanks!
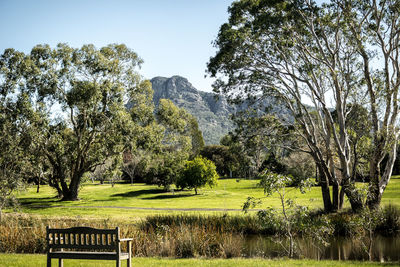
111;189;165;198
142;194;195;200
19;196;60;206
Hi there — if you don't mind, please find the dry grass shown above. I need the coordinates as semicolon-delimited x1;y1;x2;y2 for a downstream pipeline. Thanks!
0;213;244;258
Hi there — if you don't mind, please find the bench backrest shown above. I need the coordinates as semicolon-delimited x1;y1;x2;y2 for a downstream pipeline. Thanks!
46;226;119;251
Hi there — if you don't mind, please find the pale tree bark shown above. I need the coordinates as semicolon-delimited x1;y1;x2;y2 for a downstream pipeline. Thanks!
208;0;400;212
343;0;400;209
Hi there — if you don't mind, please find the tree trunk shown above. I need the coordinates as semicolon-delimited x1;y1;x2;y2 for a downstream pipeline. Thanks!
36;171;43;193
367;142;397;209
61;189;79;201
321;181;333;212
195;187;198;195
339;186;345;209
366;154;381;210
315;160;333;212
61;175;81;201
49;177;64;198
366;179;381;210
332;182;340;211
342;180;364;212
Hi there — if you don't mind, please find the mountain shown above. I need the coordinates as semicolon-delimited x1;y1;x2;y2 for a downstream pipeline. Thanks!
150;76;235;144
150;75;291;144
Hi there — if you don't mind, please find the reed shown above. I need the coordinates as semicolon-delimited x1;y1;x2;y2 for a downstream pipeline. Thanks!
0;213;243;258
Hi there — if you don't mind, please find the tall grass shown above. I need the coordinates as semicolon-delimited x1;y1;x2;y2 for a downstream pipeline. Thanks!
1;206;399;258
139;214;262;234
0;213;244;258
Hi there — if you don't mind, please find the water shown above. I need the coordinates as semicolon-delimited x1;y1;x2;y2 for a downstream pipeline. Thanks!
244;235;400;261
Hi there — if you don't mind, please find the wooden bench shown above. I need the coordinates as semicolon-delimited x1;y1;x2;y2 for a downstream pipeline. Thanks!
46;226;132;267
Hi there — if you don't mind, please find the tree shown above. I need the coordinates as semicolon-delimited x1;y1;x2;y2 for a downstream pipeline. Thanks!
208;0;400;212
0;111;23;220
220;132;253;178
0;91;33;219
144;99;198;190
123;149;147;185
200;145;239;177
177;156;219;195
0;43;152;201
230;110;287;176
188;116;205;157
243;170;316;258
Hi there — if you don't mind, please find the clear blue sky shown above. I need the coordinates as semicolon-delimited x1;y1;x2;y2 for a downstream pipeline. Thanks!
0;0;234;92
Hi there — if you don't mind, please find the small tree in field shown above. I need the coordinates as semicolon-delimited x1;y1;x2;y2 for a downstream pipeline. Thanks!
243;170;331;258
177;156;219;195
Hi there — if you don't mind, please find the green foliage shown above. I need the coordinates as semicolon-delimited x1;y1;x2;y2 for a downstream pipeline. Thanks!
138;99;199;190
0;43;153;201
220;133;252;178
200;145;239;177
177;156;219;194
230;111;287;176
244;170;316;257
0;92;32;216
208;0;400;212
282;152;315;186
375;204;400;236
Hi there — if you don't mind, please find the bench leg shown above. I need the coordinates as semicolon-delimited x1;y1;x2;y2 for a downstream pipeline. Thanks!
59;258;63;267
116;259;121;267
127;257;131;267
47;255;51;267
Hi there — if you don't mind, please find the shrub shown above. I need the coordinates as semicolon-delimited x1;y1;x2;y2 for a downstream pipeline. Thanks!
329;212;362;237
376;204;400;236
176;156;219;194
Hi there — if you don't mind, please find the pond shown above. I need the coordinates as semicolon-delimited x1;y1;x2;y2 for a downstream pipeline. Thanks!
244;235;400;262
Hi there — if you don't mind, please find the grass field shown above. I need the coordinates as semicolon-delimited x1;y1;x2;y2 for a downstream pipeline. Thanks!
11;176;400;220
0;254;398;267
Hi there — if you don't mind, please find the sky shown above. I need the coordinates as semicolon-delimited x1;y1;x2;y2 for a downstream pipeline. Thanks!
0;0;234;92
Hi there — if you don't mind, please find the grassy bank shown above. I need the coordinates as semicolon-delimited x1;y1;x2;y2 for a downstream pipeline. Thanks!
0;254;398;267
12;177;400;219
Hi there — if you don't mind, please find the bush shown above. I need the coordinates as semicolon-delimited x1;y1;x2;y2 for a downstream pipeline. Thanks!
282;152;315;186
376;204;400;236
176;156;219;194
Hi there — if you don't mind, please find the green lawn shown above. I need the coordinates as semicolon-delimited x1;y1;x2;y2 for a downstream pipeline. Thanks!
11;176;400;220
0;254;398;267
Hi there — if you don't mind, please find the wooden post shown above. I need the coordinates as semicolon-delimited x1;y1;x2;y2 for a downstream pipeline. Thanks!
116;227;121;267
46;226;51;267
127;240;132;267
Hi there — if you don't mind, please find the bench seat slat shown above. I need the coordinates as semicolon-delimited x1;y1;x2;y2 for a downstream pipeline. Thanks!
48;227;116;235
49;244;115;250
48;251;130;260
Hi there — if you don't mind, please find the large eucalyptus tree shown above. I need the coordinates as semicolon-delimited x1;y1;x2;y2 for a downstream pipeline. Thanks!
208;0;400;212
0;43;153;201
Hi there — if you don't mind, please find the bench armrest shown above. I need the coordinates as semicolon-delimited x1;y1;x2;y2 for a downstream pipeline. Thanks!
119;238;133;242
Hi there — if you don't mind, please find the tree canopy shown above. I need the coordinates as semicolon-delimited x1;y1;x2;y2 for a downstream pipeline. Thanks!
0;43;153;200
177;156;219;195
208;0;400;212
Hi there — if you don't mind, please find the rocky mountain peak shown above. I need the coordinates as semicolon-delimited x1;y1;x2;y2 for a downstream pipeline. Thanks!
150;76;234;144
